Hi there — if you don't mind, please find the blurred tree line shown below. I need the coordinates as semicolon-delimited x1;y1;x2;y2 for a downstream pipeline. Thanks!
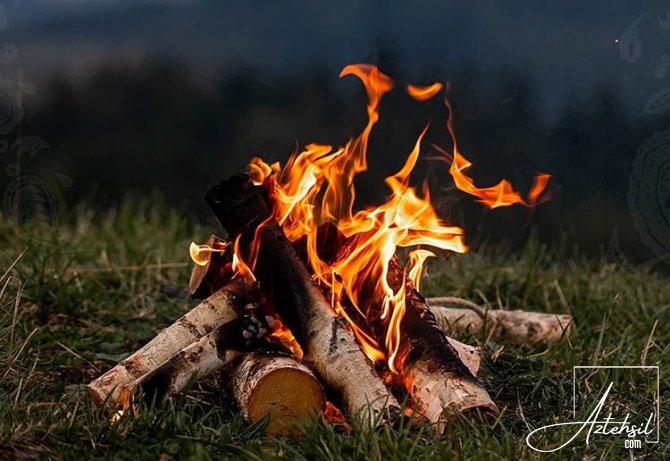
7;56;670;260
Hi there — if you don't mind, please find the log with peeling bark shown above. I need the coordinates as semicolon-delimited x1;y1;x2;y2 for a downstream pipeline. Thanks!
426;299;573;345
385;258;498;432
122;317;257;406
119;309;479;409
205;174;400;424
232;351;325;435
445;337;480;377
87;278;257;406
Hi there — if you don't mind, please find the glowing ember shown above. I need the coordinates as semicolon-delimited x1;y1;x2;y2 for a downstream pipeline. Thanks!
109;409;125;425
246;64;550;373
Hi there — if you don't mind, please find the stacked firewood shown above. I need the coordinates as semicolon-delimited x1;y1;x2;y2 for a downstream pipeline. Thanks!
87;174;573;435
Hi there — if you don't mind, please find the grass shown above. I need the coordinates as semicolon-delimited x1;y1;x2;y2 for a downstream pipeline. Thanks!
0;200;668;460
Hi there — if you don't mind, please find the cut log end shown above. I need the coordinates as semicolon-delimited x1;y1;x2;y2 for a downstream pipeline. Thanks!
233;352;325;435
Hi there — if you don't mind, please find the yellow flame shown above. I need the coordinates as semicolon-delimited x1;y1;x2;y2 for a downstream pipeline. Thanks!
189;241;228;266
249;157;280;186
407;249;435;293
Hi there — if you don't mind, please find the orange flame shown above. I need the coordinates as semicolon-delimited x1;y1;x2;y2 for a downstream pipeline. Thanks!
231;235;257;282
249;157;280;186
324;401;351;430
441;97;551;209
247;64;549;374
407;82;443;101
265;315;304;360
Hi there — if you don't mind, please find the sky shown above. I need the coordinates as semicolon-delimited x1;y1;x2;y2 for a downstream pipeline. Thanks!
5;0;669;121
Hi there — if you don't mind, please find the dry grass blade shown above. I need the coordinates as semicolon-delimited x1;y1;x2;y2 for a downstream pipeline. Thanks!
2;327;39;381
0;247;28;284
56;341;100;372
10;280;23;346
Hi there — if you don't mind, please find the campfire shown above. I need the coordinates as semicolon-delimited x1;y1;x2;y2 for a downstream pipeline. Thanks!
87;64;572;435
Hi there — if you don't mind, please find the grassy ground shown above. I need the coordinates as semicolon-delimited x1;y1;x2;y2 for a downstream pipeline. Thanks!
0;201;667;460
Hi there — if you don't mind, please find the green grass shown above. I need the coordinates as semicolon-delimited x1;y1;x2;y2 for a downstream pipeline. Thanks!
0;201;668;460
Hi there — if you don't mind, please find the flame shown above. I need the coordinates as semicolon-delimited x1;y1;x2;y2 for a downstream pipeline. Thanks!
109;388;138;425
324;401;351;430
334;299;386;365
189;241;228;266
407;249;435;293
407;82;443;101
265;315;304;360
109;409;125;425
249;157;280;186
441;97;551;209
232;235;257;282
246;64;549;374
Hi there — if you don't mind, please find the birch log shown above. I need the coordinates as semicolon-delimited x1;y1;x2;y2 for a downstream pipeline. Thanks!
427;300;574;345
206;174;400;425
122;319;248;406
87;278;257;406
385;259;498;433
232;351;325;435
446;337;480;377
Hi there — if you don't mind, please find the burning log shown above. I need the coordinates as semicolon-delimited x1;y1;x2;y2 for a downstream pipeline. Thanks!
232;351;325;435
87;278;257;406
426;298;573;345
205;174;400;424
385;259;498;431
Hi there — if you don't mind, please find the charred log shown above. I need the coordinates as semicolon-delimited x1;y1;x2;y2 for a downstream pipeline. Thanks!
387;258;498;432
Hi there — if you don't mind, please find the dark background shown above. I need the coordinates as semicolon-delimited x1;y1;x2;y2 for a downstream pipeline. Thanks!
3;0;670;260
